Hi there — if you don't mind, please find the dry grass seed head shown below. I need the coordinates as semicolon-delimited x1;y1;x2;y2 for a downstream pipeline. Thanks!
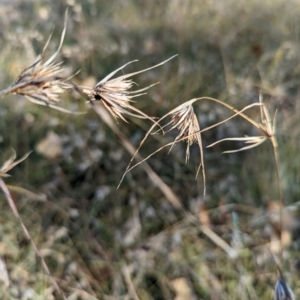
80;55;177;122
0;10;73;113
170;104;200;162
119;99;206;195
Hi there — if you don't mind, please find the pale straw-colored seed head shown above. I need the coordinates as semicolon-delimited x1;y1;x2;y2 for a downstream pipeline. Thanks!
81;76;153;122
5;59;71;102
0;10;73;113
166;102;205;193
169;104;200;162
118;99;206;195
80;55;177;122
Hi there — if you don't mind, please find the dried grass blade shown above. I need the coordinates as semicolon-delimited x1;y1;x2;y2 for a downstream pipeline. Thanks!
122;265;141;300
6;185;47;202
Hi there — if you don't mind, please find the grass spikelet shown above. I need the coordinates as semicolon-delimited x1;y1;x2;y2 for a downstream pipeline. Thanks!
168;103;205;186
170;104;200;162
79;55;177;122
0;10;74;114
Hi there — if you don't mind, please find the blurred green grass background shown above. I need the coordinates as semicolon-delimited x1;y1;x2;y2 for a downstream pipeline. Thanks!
0;0;299;299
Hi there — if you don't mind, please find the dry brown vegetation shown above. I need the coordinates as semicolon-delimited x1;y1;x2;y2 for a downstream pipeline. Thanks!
0;0;299;299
